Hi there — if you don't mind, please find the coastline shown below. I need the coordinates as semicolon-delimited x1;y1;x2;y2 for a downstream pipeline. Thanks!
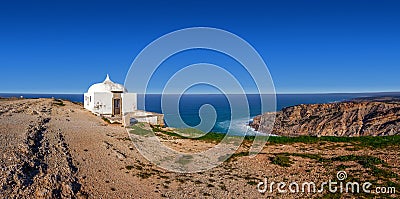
3;92;400;135
251;96;400;137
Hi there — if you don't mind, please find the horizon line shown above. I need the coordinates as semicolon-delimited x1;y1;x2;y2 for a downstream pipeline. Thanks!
1;91;400;95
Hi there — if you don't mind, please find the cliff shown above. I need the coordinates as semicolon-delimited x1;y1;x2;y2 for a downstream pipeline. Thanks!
251;97;400;136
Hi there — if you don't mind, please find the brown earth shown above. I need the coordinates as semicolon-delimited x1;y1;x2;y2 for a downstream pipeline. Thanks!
0;98;399;198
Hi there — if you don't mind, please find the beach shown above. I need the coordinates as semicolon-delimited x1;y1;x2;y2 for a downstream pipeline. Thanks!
1;98;399;198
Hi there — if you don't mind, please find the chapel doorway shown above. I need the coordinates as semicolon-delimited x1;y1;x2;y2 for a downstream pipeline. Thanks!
113;98;121;115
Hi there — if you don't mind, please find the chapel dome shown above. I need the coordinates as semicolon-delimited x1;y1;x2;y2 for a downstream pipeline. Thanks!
87;74;127;93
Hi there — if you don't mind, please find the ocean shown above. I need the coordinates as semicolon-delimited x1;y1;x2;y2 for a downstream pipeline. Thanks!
2;92;399;134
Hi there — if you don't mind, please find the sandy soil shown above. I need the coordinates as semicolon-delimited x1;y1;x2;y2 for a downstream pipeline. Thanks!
0;98;399;198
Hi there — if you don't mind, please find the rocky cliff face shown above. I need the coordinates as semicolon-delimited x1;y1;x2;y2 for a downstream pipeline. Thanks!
251;97;400;136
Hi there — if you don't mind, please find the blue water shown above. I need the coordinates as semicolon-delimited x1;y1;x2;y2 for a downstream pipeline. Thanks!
139;93;400;134
0;93;83;102
2;92;399;134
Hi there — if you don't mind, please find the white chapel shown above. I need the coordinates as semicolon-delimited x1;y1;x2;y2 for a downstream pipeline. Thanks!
84;74;137;116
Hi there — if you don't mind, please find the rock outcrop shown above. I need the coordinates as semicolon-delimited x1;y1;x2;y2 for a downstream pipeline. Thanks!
251;97;400;136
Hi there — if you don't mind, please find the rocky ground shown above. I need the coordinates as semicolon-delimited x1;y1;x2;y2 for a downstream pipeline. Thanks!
0;98;399;198
251;97;400;136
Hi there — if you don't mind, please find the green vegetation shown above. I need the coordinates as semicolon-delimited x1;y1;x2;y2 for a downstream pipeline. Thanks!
194;132;226;142
129;125;153;137
53;99;65;106
270;154;293;167
101;117;111;124
225;151;266;162
175;128;206;138
128;123;400;197
136;122;145;128
151;125;186;139
195;132;259;143
270;152;400;196
281;152;324;162
273;153;395;169
149;124;258;143
144;123;400;149
266;135;400;148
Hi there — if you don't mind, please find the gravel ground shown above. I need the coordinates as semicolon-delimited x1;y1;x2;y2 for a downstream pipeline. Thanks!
0;98;399;198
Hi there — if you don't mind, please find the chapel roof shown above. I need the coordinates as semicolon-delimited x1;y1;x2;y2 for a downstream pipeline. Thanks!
87;74;127;93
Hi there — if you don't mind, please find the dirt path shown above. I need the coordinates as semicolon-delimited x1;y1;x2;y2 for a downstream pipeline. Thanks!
0;99;83;198
0;98;159;198
49;99;159;198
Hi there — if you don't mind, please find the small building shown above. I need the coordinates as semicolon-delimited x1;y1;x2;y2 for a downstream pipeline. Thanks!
84;74;137;116
123;110;164;127
84;74;164;126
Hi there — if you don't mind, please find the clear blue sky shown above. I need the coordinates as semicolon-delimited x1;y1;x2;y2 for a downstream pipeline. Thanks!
1;0;399;94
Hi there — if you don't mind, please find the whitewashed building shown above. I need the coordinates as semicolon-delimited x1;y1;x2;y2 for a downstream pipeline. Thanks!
84;74;164;126
84;74;137;116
